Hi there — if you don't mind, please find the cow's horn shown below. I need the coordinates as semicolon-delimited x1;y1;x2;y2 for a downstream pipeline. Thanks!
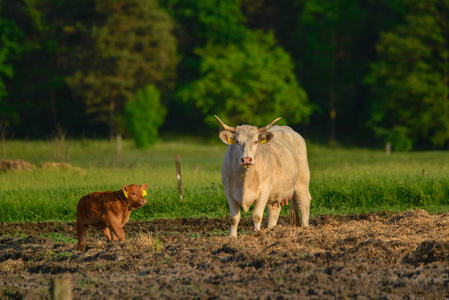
258;117;281;132
214;115;236;132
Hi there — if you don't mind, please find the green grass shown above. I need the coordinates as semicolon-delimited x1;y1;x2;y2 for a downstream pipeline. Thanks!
308;144;449;215
41;232;77;244
1;138;449;222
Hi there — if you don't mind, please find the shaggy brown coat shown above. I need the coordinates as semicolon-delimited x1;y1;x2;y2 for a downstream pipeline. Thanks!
76;184;148;251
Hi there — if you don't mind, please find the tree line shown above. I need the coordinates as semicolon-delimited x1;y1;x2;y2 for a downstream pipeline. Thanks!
0;0;448;150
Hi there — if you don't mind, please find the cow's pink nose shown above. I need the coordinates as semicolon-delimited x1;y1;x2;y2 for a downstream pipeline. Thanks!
241;157;253;165
141;199;147;205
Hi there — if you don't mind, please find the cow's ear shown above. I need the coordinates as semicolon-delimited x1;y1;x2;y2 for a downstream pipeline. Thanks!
122;185;129;198
258;132;273;144
219;130;236;145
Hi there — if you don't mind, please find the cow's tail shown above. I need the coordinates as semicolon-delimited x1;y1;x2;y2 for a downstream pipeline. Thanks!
289;195;300;226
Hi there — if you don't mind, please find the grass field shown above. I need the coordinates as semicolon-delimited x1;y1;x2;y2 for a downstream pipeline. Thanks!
1;137;449;222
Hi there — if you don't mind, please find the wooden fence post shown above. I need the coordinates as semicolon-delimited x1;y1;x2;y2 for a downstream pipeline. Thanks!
386;141;392;155
175;155;184;201
51;278;72;300
116;133;122;155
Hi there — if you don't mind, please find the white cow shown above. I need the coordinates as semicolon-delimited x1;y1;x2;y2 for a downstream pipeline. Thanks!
215;115;311;237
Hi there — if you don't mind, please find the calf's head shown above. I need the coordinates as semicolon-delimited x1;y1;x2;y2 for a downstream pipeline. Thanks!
122;183;148;209
215;115;280;167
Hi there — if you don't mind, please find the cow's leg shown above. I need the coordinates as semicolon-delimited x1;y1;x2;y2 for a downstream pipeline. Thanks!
227;193;241;237
101;227;113;241
267;203;281;228
252;197;268;232
76;222;89;252
294;184;311;227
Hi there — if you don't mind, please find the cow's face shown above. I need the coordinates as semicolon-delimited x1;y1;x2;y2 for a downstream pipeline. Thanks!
219;126;273;167
122;183;148;209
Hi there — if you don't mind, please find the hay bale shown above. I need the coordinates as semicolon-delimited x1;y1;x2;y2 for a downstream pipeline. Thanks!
40;162;86;175
0;159;34;171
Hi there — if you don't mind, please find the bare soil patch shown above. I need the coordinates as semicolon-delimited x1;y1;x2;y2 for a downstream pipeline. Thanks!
1;209;449;299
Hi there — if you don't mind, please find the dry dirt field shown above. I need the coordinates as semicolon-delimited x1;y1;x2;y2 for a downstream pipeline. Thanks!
1;209;449;299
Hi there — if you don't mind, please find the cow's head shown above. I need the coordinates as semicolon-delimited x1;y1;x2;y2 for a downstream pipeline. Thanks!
122;183;148;209
215;115;281;167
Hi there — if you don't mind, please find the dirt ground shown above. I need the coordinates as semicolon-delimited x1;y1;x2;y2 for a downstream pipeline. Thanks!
1;209;449;299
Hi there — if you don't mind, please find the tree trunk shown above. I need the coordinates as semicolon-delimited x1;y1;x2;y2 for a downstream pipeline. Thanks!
109;101;115;141
329;90;337;147
329;34;337;147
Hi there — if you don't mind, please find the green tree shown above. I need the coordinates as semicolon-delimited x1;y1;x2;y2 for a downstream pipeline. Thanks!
1;0;93;137
160;0;247;133
366;0;449;149
297;0;366;145
177;31;311;128
161;0;246;48
0;11;23;125
240;0;406;146
125;85;165;148
67;0;178;139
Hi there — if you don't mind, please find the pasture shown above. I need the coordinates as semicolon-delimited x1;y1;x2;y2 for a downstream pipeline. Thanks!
1;138;449;222
1;138;449;299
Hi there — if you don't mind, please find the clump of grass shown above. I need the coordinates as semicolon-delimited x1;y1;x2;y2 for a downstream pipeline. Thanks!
0;259;24;272
208;229;228;236
137;231;162;253
51;125;72;163
41;232;77;244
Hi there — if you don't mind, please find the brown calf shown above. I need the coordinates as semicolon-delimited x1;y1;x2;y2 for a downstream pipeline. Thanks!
76;183;148;251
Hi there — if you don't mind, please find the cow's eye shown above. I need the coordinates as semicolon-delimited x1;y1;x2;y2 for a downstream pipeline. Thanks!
254;141;258;144
235;140;240;145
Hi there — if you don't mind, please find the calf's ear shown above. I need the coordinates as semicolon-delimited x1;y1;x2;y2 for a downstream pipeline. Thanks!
219;130;236;145
122;185;129;198
258;132;273;144
141;183;149;191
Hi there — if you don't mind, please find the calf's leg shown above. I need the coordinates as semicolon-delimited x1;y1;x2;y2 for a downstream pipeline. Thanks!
111;231;118;241
101;227;113;241
109;221;126;241
113;227;125;241
76;222;89;252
